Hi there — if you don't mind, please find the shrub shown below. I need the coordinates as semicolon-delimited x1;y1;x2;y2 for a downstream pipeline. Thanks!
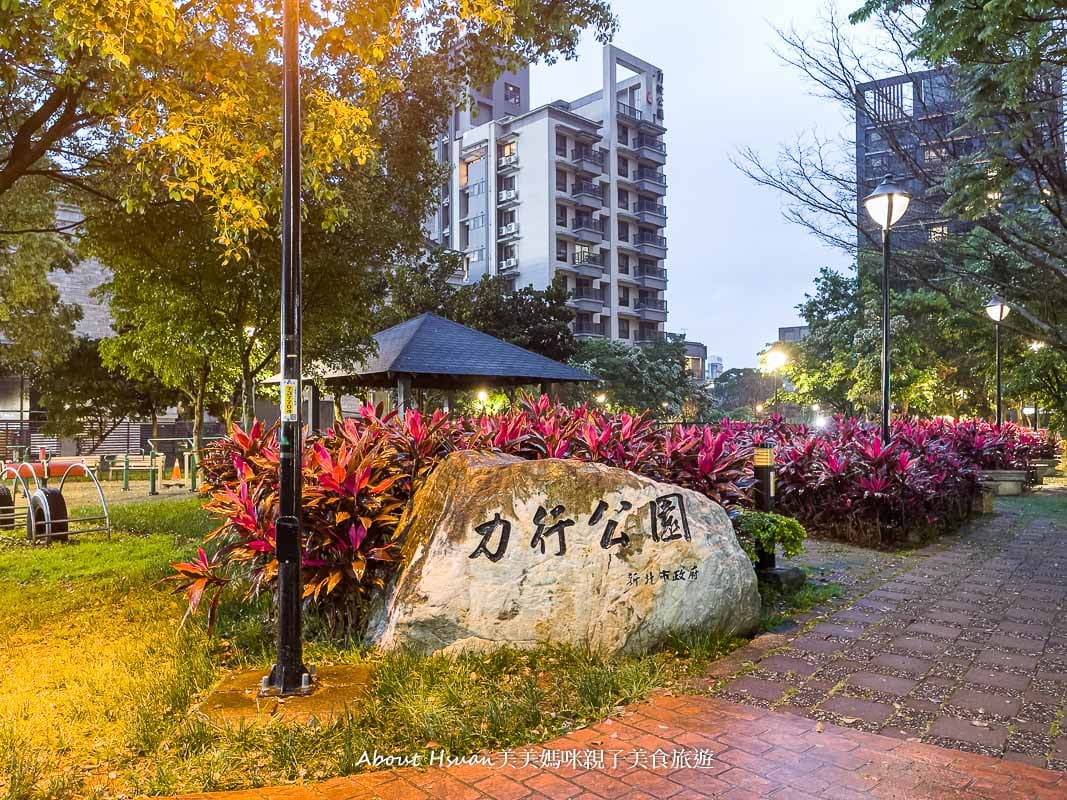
176;398;754;636
734;510;806;566
173;399;1059;633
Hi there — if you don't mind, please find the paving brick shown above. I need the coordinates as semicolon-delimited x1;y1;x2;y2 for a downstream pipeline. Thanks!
906;622;962;640
846;672;918;697
927;717;1009;749
977;649;1039;671
820;695;896;725
721;676;789;703
870;653;934;676
947;688;1023;718
758;655;819;677
963;667;1031;691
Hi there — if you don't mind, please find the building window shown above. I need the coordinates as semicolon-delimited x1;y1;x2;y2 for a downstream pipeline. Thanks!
617;188;628;209
618;254;630;274
867;130;885;151
924;145;950;164
475;101;493;120
618;221;629;239
556;204;568;226
556;168;568;191
499;140;516;158
868;153;888;174
618;126;629;145
504;83;521;105
928;223;948;242
618;286;630;306
465;179;486;196
617;154;629;177
555;132;568;156
618;318;630;339
556;238;569;261
574;244;592;263
469;213;486;230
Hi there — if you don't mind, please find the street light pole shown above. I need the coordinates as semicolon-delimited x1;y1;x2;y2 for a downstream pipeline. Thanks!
880;208;892;445
984;295;1011;430
994;320;1003;427
268;0;308;695
862;175;910;446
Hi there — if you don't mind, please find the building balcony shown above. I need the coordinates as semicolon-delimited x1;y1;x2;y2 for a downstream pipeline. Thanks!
635;135;666;165
571;147;604;175
568;287;606;312
572;216;604;244
498;256;519;272
574;319;608;339
635;264;668;290
616;300;640;317
571;180;603;208
635;199;667;226
497;153;520;172
617;101;643;121
635;298;668;321
497;188;519;206
634;167;667;195
572;250;605;278
498;222;520;241
633;231;667;258
635;329;671;346
616;200;638;220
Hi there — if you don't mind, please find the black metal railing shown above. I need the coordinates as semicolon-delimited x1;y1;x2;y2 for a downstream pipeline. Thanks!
573;251;604;267
636;298;668;312
634;232;668;247
617;101;642;120
637;265;667;279
571;147;603;165
636;199;667;215
635;167;666;185
570;287;606;302
575;320;607;336
635;135;666;153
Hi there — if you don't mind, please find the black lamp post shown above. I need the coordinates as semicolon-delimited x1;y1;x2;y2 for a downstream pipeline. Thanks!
267;0;309;696
984;295;1011;428
863;174;911;444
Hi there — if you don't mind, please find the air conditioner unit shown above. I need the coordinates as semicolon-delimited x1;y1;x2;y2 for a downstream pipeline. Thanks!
498;154;519;167
500;257;518;270
498;189;518;202
499;222;519;236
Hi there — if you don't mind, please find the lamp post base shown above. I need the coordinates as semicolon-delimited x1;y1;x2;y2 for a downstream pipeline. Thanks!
259;663;315;698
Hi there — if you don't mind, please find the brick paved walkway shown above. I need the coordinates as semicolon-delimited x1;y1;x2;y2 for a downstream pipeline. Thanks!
715;486;1067;771
177;695;1066;799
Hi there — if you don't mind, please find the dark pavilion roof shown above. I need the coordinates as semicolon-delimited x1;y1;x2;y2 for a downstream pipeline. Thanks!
316;313;597;389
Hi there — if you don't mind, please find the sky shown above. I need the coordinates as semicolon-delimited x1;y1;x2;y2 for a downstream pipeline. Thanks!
530;1;850;369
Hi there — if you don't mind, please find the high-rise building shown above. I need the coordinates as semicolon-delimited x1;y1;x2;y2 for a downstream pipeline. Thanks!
855;68;968;250
427;45;669;345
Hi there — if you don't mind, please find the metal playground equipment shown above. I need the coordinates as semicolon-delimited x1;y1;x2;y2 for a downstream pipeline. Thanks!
0;452;111;543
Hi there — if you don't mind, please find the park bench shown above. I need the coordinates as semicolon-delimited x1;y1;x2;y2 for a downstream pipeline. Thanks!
105;453;166;483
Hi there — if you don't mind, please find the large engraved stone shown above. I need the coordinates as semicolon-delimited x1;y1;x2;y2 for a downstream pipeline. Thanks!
369;451;761;656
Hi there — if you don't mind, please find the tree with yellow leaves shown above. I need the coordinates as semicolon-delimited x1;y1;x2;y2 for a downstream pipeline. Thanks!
1;0;616;254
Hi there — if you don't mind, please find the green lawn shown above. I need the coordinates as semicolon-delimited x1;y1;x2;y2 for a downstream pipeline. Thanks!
0;494;837;798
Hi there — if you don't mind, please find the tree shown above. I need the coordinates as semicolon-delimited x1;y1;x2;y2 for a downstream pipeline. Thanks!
714;368;769;418
566;336;711;419
784;260;1016;420
383;251;579;362
34;337;177;442
0;177;78;377
734;5;1067;361
2;0;615;252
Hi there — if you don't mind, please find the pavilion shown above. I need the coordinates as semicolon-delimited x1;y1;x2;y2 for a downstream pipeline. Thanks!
269;313;598;424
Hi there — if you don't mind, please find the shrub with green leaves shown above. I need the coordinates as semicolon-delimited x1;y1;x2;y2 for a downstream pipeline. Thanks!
734;510;807;565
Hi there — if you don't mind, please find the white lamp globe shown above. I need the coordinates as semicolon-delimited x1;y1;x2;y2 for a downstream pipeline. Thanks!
863;174;912;230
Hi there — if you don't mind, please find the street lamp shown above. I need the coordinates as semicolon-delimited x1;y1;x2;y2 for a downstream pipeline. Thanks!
863;174;911;444
763;347;789;416
984;294;1011;427
267;0;309;695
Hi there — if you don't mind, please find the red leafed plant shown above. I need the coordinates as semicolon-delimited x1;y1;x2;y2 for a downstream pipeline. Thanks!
173;399;1059;633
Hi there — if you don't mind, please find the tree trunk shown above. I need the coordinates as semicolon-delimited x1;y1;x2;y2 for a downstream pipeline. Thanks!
241;362;255;431
333;391;343;424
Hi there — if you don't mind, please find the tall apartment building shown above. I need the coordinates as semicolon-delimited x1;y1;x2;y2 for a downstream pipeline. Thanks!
426;45;669;345
855;68;970;251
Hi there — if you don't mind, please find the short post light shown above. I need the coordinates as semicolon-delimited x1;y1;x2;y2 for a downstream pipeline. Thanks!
984;295;1011;427
863;174;911;444
753;444;777;570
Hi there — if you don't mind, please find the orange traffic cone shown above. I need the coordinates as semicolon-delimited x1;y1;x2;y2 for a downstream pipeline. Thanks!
171;462;182;481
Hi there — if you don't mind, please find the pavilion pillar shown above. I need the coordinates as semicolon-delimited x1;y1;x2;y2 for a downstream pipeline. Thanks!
443;392;454;414
396;375;412;419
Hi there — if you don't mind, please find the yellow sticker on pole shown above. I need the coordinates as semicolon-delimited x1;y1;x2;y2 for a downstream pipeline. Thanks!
281;379;298;422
